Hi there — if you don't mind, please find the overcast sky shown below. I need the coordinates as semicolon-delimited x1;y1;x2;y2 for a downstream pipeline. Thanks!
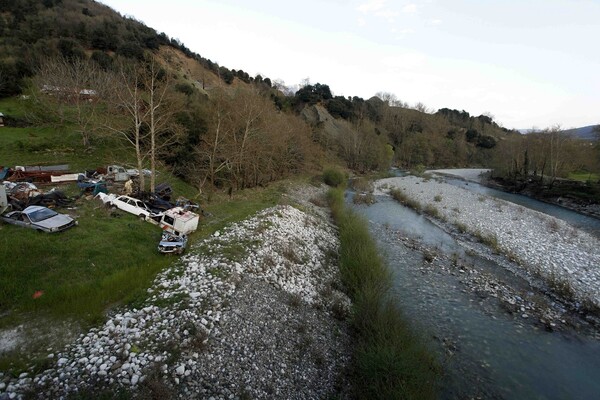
99;0;599;130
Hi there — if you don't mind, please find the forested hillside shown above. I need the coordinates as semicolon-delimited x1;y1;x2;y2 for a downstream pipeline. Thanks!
1;0;598;189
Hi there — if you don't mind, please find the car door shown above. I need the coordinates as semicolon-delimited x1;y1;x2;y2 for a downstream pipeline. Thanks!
135;200;150;216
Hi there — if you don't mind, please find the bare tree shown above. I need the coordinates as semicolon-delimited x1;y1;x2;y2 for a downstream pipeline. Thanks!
142;58;185;192
105;60;150;191
30;57;111;147
413;102;432;113
191;86;234;191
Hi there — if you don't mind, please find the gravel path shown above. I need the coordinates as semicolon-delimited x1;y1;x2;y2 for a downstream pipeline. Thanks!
1;186;352;399
376;176;600;309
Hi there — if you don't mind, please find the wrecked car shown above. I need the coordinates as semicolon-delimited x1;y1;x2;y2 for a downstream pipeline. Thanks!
1;205;77;233
158;231;188;254
158;207;199;235
97;193;162;221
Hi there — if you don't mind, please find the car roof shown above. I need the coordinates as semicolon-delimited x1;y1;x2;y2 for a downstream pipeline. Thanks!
23;205;51;214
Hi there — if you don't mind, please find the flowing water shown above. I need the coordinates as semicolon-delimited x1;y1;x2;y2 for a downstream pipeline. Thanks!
443;177;600;237
347;188;600;399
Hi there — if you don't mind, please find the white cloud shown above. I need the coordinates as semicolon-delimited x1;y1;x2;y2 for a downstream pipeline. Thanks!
381;52;427;70
393;28;415;39
374;9;399;21
357;0;386;13
357;17;366;26
401;3;418;13
429;18;442;25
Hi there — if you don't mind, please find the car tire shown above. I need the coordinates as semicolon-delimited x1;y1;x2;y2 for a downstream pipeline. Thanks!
139;214;146;220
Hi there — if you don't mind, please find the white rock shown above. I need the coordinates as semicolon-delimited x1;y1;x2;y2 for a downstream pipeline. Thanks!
176;365;186;375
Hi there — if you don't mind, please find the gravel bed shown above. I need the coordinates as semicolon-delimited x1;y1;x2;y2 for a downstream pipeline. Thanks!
1;199;352;399
377;176;600;309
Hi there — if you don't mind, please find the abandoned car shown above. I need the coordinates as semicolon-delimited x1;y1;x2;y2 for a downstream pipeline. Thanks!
97;193;162;221
0;205;77;233
158;231;188;254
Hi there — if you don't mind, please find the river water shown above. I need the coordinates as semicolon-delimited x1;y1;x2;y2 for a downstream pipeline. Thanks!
347;185;600;399
443;177;600;237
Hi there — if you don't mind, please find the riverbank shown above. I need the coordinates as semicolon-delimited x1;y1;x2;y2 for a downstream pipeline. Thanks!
376;176;600;315
1;184;353;399
425;169;600;220
485;176;600;220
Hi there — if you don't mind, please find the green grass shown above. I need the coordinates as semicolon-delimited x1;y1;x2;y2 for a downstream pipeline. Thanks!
0;200;169;322
568;171;600;182
328;187;440;399
0;96;288;373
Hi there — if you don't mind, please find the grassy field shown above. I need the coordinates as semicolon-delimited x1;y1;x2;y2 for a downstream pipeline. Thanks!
327;187;440;399
568;171;600;182
0;97;286;373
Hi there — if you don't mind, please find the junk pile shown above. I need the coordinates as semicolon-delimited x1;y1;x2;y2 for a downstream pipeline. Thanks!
2;181;73;211
96;183;202;255
1;162;203;254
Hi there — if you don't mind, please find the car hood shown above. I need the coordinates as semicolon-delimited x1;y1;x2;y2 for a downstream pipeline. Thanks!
34;214;75;230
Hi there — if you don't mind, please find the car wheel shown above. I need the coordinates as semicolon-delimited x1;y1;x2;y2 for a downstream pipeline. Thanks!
110;203;117;210
139;214;146;220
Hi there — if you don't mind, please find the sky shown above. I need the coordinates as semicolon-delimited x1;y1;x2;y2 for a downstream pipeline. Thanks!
99;0;600;130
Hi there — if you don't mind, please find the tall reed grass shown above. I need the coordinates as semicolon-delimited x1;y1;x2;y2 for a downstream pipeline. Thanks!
328;188;440;399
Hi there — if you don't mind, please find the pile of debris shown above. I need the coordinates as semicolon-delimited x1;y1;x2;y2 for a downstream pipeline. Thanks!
1;162;203;254
2;181;73;211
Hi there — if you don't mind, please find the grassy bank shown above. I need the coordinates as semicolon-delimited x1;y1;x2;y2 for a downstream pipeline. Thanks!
327;187;440;399
0;94;288;372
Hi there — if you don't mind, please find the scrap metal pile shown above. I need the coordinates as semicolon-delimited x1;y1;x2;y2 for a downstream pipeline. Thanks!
1;163;202;253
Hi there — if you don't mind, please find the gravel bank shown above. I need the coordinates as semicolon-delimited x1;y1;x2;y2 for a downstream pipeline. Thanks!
426;168;491;183
0;189;352;399
377;176;600;309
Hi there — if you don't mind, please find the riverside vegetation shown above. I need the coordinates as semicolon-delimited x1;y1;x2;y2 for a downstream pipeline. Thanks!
327;187;440;399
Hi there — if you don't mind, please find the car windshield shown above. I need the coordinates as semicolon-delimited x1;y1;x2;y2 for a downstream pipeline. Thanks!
28;208;58;222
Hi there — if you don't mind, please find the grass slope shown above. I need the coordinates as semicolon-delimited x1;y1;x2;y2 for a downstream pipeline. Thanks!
0;97;285;374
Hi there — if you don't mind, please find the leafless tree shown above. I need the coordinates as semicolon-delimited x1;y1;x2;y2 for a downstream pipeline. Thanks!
105;60;150;191
30;57;112;147
142;58;185;192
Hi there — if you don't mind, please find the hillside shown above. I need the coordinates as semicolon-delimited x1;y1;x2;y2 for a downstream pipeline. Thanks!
0;0;526;178
563;125;599;141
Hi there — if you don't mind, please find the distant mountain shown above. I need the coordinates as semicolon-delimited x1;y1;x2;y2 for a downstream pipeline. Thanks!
563;125;599;141
518;125;599;141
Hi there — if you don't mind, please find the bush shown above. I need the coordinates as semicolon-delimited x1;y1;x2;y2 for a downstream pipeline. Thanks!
322;168;345;187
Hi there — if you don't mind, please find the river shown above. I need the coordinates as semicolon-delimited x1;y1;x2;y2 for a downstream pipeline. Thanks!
347;179;600;399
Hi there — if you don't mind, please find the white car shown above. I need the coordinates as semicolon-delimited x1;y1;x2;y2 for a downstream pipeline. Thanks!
97;193;162;221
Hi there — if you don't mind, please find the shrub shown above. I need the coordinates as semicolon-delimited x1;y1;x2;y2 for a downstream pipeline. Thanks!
350;177;374;193
424;204;440;218
322;168;345;187
390;188;422;212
